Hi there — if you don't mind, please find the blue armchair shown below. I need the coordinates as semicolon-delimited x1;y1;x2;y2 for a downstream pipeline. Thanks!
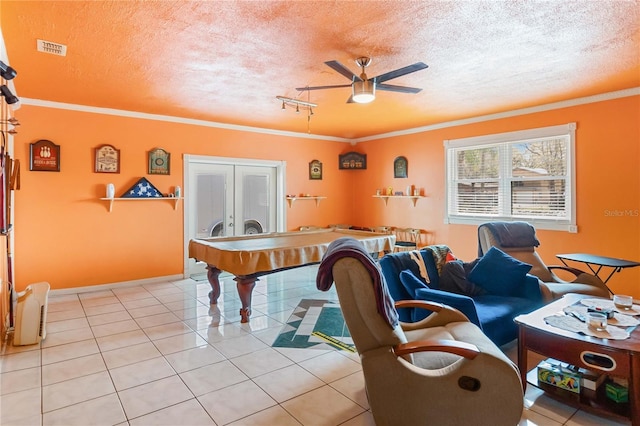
380;245;544;346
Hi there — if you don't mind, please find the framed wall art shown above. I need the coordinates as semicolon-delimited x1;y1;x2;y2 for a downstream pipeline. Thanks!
338;151;367;170
148;148;170;175
309;159;322;180
30;139;60;172
94;144;120;173
394;156;408;178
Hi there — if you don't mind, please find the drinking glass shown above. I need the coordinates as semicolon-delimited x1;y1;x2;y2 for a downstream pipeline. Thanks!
613;294;633;311
587;312;607;331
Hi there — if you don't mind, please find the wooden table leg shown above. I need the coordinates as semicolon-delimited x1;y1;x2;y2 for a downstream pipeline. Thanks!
518;327;528;392
235;276;257;323
631;352;639;426
206;265;222;304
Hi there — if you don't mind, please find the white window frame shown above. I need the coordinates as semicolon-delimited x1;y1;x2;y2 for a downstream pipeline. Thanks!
444;123;577;232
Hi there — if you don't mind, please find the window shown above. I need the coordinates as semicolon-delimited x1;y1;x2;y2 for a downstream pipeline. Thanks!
444;123;576;232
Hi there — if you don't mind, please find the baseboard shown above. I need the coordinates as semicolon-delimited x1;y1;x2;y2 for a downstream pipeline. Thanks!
49;274;186;296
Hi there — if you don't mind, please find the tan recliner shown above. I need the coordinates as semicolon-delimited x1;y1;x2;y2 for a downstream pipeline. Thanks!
478;222;609;302
317;238;523;426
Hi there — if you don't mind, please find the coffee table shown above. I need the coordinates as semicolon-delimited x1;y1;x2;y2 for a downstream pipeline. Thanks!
514;293;639;425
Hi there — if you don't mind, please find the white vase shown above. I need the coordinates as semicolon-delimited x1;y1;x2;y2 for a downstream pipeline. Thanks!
106;183;115;199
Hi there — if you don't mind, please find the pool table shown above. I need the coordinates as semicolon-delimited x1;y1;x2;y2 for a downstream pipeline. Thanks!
189;228;395;322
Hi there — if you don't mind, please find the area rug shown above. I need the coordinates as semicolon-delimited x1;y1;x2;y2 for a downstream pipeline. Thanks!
272;299;355;352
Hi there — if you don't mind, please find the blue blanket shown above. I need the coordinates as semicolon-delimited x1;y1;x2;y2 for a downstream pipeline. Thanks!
385;250;430;285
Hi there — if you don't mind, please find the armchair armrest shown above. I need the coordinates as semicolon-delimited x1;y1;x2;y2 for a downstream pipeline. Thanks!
414;288;481;327
396;299;470;329
394;339;480;359
395;299;446;312
548;265;589;277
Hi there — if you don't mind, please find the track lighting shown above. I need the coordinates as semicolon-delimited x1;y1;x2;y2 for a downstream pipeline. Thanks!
0;61;17;80
276;95;318;133
276;96;317;110
0;85;19;105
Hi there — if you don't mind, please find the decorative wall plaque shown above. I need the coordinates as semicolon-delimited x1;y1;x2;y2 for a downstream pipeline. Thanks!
394;156;408;178
338;151;367;170
148;148;170;175
94;144;120;173
29;139;60;172
309;159;322;180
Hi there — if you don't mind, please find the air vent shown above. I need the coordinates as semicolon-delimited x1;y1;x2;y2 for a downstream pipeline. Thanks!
37;39;67;56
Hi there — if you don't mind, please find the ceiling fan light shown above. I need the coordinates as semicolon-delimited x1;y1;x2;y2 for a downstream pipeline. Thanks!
352;80;375;104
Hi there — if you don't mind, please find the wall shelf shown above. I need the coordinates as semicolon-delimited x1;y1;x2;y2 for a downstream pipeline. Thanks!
286;196;326;207
373;195;425;207
100;197;182;212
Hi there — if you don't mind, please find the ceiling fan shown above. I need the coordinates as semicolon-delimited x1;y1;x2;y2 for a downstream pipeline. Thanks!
296;57;428;104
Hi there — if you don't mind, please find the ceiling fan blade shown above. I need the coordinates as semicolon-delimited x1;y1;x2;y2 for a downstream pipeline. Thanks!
376;83;422;94
373;62;428;83
325;60;362;82
296;84;352;91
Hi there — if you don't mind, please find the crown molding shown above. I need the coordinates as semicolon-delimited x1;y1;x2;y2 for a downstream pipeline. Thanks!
21;87;639;144
352;87;640;143
19;98;352;143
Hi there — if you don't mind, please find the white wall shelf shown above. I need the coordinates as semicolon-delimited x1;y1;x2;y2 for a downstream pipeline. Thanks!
286;196;326;207
373;195;425;207
100;197;182;212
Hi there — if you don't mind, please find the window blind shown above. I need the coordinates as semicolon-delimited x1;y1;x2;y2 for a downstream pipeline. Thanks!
444;123;576;232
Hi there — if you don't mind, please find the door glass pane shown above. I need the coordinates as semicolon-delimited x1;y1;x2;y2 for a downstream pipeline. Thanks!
196;174;226;237
242;174;269;234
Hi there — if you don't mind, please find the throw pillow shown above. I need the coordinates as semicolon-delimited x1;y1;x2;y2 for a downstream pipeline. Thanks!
399;269;430;298
439;260;486;297
468;247;532;296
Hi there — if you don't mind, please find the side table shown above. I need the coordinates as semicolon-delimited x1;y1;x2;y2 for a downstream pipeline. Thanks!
514;293;639;425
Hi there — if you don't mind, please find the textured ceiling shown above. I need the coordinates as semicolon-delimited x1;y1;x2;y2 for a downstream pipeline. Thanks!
1;1;639;139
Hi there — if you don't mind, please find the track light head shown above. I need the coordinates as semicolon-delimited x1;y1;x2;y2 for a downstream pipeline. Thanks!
0;85;19;104
0;61;17;80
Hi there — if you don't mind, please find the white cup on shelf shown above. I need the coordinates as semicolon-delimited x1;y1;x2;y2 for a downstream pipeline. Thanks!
106;183;115;199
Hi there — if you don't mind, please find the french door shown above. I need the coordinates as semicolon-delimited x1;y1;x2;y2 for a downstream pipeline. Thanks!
183;155;286;276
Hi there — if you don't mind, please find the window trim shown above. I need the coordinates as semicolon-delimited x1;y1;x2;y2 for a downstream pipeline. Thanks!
444;123;577;233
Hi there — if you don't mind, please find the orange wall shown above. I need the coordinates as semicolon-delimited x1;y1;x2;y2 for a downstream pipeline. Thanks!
13;107;353;290
13;95;640;298
351;95;640;297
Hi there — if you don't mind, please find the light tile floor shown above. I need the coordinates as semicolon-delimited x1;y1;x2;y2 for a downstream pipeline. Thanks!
0;265;631;425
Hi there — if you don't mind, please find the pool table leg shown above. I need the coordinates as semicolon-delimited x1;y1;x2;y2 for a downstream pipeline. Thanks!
235;277;257;323
206;265;222;304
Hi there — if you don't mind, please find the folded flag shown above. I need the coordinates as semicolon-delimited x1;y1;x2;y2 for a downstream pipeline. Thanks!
121;177;163;198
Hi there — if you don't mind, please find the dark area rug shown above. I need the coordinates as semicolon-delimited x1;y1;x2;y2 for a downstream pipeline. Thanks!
272;299;355;352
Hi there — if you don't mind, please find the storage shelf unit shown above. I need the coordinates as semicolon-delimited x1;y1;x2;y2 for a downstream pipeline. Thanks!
373;195;425;207
100;197;182;212
526;368;630;422
286;196;326;207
